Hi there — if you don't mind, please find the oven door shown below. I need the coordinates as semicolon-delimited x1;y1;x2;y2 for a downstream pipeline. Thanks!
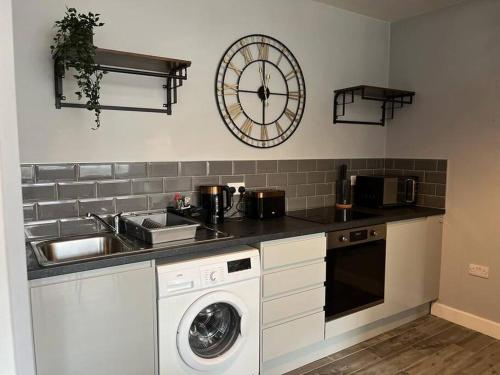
325;239;386;321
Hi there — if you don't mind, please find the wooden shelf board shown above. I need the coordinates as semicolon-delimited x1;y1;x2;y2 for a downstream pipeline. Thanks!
94;48;191;74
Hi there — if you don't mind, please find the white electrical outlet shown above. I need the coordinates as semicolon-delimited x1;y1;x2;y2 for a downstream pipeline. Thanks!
227;182;245;195
469;264;489;279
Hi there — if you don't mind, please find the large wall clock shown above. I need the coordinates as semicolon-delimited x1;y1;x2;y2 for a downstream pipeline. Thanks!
215;34;306;148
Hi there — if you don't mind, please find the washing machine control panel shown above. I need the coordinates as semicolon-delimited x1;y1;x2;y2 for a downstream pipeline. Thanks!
200;264;226;286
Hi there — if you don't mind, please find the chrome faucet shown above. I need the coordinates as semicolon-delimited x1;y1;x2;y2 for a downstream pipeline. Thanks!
86;212;123;234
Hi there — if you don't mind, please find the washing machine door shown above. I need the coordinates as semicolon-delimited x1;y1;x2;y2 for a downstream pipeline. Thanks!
177;291;249;371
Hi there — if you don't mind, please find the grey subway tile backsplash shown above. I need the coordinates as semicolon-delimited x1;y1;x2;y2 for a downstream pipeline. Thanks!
298;160;316;172
308;171;326;184
394;159;415;170
149;162;178;177
267;173;287;186
97;180;131;197
180;161;207;176
36;164;76;182
78;198;115;216
220;175;244;184
165;177;192;193
245;174;267;188
288;172;307;185
132;178;163;195
79;163;113;180
425;171;447;184
21;165;35;183
148;194;171;210
192;176;219;190
297;184;315;197
208;161;232;176
317;159;335;171
23;204;36;222
21;158;447;229
115;162;147;178
38;200;78;220
278;160;298;172
414;159;438;171
116;196;148;213
257;160;277;174
58;182;96;200
233;161;256;175
22;183;56;203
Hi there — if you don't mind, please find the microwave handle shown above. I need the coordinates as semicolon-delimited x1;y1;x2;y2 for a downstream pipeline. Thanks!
405;179;416;203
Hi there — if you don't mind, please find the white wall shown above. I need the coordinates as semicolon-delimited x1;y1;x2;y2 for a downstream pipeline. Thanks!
13;0;390;163
388;0;500;322
0;0;36;373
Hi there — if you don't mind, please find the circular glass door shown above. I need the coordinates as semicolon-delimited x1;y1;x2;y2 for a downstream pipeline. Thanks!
177;291;248;371
188;302;240;359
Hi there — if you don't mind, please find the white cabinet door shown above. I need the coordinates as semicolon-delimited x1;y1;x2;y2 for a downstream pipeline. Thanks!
30;263;156;375
385;217;443;316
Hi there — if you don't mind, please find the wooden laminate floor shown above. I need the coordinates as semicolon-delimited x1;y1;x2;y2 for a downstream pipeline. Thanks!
286;315;500;375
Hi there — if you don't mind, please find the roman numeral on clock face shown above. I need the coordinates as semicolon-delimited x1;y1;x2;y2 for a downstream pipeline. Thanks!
258;42;269;60
285;108;296;122
218;83;238;96
285;70;296;81
275;121;285;141
223;58;242;77
239;43;254;64
288;91;300;100
240;118;253;138
261;125;269;141
225;103;243;120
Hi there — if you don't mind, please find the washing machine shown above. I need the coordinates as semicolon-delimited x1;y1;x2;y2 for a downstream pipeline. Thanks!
157;246;260;375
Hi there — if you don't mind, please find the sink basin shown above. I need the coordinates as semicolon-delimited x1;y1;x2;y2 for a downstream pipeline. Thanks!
31;233;133;267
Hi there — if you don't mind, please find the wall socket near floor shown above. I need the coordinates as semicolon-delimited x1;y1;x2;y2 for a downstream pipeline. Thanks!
227;182;245;195
468;263;489;279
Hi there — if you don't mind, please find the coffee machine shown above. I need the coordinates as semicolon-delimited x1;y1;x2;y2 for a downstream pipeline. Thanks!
199;185;234;224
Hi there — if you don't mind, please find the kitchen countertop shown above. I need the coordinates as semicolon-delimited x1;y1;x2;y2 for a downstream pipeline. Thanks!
26;206;444;280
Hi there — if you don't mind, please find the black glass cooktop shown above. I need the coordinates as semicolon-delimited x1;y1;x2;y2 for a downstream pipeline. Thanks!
287;206;378;224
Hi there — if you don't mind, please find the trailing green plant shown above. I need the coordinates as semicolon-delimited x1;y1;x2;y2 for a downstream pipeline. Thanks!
50;7;105;129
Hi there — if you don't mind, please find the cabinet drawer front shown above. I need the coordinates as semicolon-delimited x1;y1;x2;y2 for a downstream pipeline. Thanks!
263;287;325;326
262;311;324;362
262;235;326;270
263;261;325;298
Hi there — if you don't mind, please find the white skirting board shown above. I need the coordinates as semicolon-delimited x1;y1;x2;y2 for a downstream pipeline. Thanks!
431;302;500;340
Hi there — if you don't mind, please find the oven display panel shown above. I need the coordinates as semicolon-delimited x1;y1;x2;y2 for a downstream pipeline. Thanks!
350;229;368;242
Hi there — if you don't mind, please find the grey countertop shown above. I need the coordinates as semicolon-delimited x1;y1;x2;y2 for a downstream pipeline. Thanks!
26;206;444;280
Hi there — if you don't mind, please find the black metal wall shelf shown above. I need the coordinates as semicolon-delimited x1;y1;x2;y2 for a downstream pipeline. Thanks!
54;48;191;115
333;85;415;126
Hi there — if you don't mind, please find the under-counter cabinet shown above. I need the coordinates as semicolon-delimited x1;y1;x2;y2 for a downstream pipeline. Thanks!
30;262;157;375
255;233;326;364
385;215;443;314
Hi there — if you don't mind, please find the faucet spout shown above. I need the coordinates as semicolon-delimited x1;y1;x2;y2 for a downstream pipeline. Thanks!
86;213;119;234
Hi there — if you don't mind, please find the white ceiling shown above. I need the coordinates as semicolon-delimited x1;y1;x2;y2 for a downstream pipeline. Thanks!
314;0;467;22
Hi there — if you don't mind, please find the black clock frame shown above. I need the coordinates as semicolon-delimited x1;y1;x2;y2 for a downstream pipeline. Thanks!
215;34;306;149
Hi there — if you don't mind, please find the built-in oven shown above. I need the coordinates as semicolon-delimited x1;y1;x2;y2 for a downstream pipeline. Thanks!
325;224;386;321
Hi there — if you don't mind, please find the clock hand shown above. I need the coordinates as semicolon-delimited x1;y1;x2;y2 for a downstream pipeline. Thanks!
265;73;271;107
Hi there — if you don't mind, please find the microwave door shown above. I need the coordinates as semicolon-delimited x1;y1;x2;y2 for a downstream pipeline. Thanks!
383;178;398;205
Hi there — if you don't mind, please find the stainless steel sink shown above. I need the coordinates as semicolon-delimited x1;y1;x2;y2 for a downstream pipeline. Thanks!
31;233;133;267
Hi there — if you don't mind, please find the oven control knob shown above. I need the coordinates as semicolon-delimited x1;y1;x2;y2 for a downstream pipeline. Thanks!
339;235;349;243
371;230;378;237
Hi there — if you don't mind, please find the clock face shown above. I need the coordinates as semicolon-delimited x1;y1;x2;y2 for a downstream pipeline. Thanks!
216;34;306;148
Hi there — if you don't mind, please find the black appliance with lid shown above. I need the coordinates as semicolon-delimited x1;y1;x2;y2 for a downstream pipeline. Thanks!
199;185;234;224
245;189;285;219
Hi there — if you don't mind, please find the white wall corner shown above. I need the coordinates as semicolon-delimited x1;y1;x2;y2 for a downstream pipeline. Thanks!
432;302;500;340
